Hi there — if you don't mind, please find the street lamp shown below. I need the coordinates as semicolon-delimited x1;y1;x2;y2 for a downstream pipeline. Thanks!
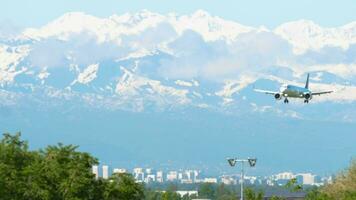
226;157;257;200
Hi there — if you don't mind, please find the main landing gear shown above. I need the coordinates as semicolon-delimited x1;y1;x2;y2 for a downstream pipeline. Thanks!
304;99;309;103
284;98;289;104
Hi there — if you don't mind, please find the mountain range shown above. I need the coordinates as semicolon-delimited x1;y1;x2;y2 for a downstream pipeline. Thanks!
1;10;355;175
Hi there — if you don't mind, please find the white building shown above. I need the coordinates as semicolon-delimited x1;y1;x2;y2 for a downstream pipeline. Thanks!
102;165;109;179
145;174;156;183
146;168;153;174
178;172;183;180
193;170;199;181
92;165;99;179
133;168;144;174
297;173;315;185
221;176;236;185
167;171;178;181
274;172;295;180
133;168;145;182
156;171;164;182
113;168;127;174
203;178;218;183
176;190;198;197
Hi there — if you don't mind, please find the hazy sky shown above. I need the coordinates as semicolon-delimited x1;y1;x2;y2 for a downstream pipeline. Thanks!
2;0;356;28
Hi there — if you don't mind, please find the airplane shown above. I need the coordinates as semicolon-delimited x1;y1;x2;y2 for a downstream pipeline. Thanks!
254;73;333;103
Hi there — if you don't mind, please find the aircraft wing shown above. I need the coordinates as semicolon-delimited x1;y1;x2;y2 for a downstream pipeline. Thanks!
311;91;333;95
254;89;279;95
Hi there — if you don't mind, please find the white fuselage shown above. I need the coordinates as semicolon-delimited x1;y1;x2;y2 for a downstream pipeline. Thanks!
280;84;312;99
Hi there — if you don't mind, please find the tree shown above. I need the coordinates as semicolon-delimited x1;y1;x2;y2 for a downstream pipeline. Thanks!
269;196;285;200
216;183;234;198
0;133;146;200
104;173;145;200
244;187;264;200
284;178;303;192
321;159;356;200
0;132;37;200
304;187;331;200
161;183;181;200
198;183;216;199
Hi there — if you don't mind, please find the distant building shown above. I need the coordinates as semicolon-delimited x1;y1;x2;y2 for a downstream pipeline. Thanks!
102;165;109;179
156;171;164;182
193;170;199;182
296;173;315;185
167;171;178;181
274;172;295;180
178;172;183;180
145;174;156;183
133;168;144;182
146;168;153;174
245;176;257;184
203;178;218;183
92;165;99;179
221;176;236;185
176;190;198;197
113;168;127;174
133;168;144;174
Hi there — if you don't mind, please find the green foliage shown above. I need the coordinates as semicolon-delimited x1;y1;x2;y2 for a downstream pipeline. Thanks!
104;173;144;200
284;178;303;192
216;183;235;200
304;187;331;200
198;183;216;199
322;159;356;199
0;133;145;200
304;160;356;200
244;187;264;200
0;133;36;200
269;196;285;200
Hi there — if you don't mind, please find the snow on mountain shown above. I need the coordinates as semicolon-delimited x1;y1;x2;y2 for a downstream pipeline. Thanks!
73;63;99;85
115;66;191;106
275;20;356;54
0;44;30;84
23;12;116;43
174;80;200;87
0;10;356;118
21;11;356;54
169;10;254;42
22;10;254;45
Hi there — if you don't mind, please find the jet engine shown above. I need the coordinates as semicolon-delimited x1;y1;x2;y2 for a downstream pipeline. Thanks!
304;93;312;100
274;93;282;100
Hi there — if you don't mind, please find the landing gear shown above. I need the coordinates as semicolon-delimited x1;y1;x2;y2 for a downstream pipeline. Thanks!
304;99;309;103
284;98;289;104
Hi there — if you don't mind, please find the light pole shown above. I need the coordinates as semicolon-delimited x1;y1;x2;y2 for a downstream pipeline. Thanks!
227;157;257;200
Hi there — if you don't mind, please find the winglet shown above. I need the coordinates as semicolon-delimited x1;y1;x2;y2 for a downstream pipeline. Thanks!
305;73;310;89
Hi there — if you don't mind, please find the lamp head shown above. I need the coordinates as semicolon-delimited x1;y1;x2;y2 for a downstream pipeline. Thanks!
248;158;257;167
227;158;237;167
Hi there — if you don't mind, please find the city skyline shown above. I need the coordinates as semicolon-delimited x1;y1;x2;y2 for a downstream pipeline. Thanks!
90;164;333;187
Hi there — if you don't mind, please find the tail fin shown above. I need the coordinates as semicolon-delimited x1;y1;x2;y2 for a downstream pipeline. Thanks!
305;73;310;89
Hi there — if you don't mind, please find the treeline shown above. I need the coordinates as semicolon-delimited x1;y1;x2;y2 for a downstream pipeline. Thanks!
0;133;355;200
0;133;144;200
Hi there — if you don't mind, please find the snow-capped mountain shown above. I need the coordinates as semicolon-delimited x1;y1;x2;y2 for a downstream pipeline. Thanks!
1;10;356;121
275;20;356;54
1;10;356;175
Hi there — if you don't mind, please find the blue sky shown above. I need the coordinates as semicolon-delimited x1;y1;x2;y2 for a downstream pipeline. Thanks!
2;0;356;28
